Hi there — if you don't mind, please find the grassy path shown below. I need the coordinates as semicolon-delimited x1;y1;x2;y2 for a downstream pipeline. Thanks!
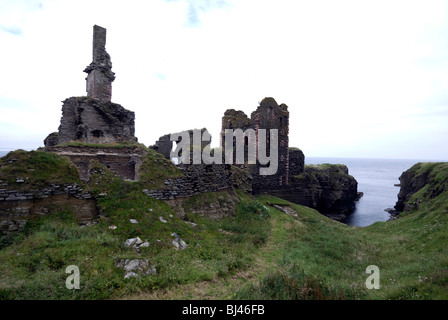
122;208;290;300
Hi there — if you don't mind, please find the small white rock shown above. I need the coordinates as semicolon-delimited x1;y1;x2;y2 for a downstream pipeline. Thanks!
139;241;150;248
124;271;139;279
130;219;139;224
124;237;139;248
135;237;143;245
172;239;180;250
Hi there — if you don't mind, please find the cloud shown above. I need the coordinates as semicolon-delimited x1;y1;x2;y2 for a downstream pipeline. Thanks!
0;0;44;35
0;25;23;36
164;0;233;26
1;0;448;160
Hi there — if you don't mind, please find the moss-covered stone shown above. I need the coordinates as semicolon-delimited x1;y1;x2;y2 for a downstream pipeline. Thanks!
230;165;253;193
138;149;184;190
0;150;80;190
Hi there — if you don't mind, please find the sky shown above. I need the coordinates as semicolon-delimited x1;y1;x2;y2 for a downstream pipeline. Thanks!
1;0;448;160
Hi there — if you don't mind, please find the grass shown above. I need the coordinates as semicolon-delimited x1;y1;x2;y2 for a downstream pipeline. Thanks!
405;162;448;211
1;152;447;300
0;150;81;190
138;149;184;190
236;164;448;300
55;141;147;149
0;171;273;299
294;163;351;179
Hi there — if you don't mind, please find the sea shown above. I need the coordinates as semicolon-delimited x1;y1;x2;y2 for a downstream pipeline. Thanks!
0;150;438;227
306;157;432;227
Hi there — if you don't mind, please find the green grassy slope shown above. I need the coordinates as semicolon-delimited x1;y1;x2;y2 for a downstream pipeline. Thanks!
0;152;447;300
0;150;81;190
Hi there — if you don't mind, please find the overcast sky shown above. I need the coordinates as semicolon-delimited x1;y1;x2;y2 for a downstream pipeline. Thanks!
1;0;448;160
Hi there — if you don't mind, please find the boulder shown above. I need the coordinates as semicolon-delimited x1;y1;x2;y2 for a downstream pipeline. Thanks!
115;259;156;279
124;237;148;252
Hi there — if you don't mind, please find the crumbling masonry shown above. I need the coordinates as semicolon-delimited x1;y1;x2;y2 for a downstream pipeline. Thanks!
45;25;140;181
41;24;359;220
221;97;291;194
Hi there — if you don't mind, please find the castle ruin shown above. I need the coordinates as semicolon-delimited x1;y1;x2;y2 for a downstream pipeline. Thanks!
221;97;291;194
3;25;361;236
44;25;359;218
45;25;141;180
84;25;115;102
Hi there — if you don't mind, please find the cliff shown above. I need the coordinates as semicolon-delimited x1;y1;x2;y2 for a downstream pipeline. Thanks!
268;163;360;220
395;162;448;213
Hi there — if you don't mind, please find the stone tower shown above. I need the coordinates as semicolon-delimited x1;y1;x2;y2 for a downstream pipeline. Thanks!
83;25;115;102
51;25;136;145
250;97;289;192
221;97;290;194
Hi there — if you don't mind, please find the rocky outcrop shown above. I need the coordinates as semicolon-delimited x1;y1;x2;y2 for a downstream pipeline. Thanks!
395;165;430;212
395;162;448;213
268;164;359;219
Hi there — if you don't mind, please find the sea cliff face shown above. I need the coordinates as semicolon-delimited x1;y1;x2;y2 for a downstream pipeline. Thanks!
268;163;360;220
395;162;448;213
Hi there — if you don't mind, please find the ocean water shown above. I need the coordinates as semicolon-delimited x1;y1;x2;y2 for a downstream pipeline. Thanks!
305;157;427;227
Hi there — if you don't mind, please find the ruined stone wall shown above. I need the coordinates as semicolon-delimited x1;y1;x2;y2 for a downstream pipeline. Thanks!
150;134;172;159
251;98;290;193
0;184;97;235
150;128;213;162
165;189;239;220
57;97;136;145
45;146;145;181
84;25;115;102
221;97;290;194
143;163;233;200
220;109;252;166
144;129;234;200
51;26;136;148
288;148;305;177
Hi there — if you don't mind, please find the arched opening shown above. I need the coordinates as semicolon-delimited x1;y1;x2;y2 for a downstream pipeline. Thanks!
91;130;104;138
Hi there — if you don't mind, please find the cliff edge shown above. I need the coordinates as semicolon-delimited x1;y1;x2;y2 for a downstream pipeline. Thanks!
395;162;448;213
